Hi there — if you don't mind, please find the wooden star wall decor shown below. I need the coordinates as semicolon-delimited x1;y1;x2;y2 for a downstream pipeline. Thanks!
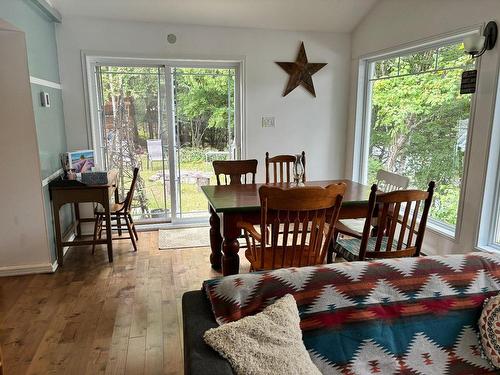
275;42;327;97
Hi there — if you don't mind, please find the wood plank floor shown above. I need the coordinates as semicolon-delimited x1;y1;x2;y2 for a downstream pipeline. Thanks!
0;231;249;375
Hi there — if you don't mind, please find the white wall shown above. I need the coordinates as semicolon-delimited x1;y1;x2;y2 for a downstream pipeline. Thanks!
0;20;51;273
347;0;500;255
56;16;351;182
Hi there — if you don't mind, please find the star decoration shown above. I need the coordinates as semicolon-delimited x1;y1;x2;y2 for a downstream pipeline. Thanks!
275;42;327;97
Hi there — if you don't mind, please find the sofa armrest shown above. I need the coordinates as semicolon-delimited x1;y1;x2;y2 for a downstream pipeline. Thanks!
182;290;234;375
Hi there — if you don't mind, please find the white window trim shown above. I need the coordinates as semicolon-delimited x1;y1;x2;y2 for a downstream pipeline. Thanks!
476;58;500;253
352;26;482;241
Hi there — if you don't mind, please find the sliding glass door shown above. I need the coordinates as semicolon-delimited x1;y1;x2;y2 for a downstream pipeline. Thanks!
92;62;239;224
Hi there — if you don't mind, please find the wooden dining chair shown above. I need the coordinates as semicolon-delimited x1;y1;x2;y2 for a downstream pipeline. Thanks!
265;151;306;183
92;167;140;254
213;159;258;185
238;183;346;271
331;181;435;262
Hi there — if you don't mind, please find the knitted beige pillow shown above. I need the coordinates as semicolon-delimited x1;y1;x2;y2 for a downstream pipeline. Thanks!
203;294;321;375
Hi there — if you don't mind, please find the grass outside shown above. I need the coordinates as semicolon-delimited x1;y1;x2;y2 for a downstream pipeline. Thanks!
131;154;216;219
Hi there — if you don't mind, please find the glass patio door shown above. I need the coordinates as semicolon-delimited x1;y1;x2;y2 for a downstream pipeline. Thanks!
95;65;171;222
168;66;237;221
93;62;239;224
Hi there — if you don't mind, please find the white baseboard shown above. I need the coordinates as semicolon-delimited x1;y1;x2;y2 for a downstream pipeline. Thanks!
0;262;54;277
51;232;76;272
0;233;76;277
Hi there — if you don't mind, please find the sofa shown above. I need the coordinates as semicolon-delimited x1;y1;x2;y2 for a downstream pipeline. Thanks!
183;252;500;374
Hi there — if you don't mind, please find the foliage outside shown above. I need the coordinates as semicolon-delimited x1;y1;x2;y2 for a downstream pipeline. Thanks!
99;66;235;220
367;42;474;226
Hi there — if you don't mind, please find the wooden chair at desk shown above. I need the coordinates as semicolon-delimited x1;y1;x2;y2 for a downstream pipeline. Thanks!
265;151;306;183
92;167;140;253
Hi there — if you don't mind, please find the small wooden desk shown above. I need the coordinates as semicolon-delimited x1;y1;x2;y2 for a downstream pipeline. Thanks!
201;179;372;276
49;170;118;266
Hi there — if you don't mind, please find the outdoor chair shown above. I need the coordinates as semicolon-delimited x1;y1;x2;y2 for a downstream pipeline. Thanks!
146;139;163;169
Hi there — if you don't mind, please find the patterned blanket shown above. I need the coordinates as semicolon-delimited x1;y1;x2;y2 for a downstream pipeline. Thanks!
203;252;500;374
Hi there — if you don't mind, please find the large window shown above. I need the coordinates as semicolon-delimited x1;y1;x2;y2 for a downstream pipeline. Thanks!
361;40;475;231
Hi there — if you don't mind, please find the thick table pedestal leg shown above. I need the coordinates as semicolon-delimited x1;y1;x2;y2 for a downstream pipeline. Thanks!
222;238;240;276
209;207;222;270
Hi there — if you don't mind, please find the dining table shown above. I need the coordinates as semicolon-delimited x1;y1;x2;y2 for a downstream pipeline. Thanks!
201;179;373;276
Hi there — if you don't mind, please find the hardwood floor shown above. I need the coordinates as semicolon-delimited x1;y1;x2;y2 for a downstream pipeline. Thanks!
0;231;248;375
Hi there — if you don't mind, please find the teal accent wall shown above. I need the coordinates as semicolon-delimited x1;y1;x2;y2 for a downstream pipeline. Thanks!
31;83;66;179
1;0;71;262
0;0;60;82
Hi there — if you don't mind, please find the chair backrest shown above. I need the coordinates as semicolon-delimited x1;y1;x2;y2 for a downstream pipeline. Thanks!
250;183;345;270
358;181;435;260
212;159;258;185
376;169;410;192
265;151;306;183
146;139;163;161
124;167;140;212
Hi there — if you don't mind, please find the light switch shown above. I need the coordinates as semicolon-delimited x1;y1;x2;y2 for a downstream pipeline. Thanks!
262;116;275;128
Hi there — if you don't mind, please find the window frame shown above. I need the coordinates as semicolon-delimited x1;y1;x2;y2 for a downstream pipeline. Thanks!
477;63;500;252
353;28;481;240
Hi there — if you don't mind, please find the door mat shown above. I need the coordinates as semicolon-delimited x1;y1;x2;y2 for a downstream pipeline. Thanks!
158;227;210;249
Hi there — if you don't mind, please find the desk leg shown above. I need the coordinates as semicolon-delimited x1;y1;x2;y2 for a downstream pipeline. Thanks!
103;192;113;262
221;213;240;276
209;206;222;270
52;200;64;266
74;203;82;237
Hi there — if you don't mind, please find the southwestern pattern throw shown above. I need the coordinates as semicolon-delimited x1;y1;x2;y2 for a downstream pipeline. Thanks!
203;252;500;374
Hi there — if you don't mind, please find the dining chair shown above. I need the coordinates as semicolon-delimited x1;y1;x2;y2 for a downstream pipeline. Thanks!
340;169;410;233
265;151;306;183
238;183;346;271
212;159;258;185
376;169;410;192
92;167;140;254
331;181;435;262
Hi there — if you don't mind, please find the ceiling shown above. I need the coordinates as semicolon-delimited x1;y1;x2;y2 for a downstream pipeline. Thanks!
49;0;379;33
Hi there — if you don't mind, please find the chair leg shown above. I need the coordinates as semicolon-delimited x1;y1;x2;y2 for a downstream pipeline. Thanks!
125;215;138;252
128;213;139;240
92;214;100;254
97;215;104;240
327;231;340;263
116;214;123;236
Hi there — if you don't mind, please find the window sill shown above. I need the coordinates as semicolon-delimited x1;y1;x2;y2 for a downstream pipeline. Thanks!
475;244;500;254
426;219;457;241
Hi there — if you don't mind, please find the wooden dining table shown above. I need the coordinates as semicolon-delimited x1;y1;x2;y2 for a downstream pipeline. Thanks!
201;179;372;276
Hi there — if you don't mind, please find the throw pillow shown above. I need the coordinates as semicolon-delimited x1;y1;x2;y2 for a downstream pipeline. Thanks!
479;294;500;368
203;294;321;375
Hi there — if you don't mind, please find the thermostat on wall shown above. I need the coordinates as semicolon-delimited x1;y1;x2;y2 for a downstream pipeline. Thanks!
40;91;50;107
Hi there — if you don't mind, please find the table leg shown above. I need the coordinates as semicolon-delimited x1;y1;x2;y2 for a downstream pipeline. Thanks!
74;203;81;237
222;237;240;276
53;201;64;266
221;213;240;276
103;192;113;263
209;206;222;270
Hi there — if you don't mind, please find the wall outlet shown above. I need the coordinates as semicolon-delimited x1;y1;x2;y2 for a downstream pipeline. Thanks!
262;116;275;128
